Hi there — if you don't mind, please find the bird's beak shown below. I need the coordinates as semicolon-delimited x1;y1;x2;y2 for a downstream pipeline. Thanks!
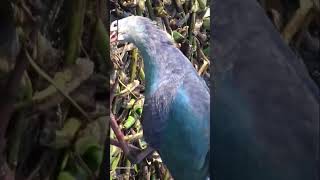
110;31;118;43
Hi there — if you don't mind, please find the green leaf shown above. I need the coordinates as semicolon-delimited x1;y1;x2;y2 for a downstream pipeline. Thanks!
82;146;103;171
75;135;99;155
133;98;144;113
125;99;136;109
203;17;210;30
135;107;143;115
57;171;76;180
172;31;184;43
110;147;121;172
139;139;148;149
123;115;137;129
191;0;200;12
32;70;72;102
48;118;81;149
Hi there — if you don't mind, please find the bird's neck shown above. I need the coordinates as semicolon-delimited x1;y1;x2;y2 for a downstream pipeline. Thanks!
135;38;183;95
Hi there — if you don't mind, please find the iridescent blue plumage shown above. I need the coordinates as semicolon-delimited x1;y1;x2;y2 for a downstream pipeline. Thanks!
110;16;210;179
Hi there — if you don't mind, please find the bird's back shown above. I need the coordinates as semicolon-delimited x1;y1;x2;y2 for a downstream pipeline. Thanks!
142;68;210;179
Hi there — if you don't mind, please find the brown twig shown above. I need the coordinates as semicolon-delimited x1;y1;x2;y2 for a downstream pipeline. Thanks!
110;113;131;156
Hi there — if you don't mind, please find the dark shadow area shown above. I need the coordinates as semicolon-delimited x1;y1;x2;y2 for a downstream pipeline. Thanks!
211;0;319;179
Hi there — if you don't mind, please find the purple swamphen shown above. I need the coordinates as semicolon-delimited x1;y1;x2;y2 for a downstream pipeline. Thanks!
110;16;210;179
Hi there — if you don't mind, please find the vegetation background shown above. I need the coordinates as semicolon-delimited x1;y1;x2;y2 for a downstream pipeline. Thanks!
0;0;109;179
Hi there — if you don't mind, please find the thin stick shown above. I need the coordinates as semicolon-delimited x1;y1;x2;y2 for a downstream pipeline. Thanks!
26;50;90;121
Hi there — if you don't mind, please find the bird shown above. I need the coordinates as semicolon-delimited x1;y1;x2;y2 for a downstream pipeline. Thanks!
110;16;210;180
212;0;319;180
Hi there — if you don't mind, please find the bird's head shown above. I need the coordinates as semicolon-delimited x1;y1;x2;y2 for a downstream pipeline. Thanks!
110;16;170;45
